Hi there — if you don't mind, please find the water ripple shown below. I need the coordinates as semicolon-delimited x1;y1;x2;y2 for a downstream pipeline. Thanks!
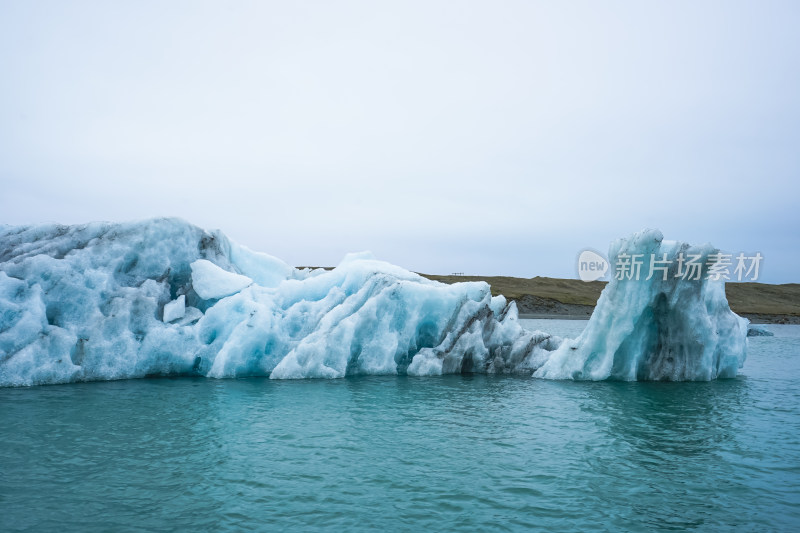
1;322;799;531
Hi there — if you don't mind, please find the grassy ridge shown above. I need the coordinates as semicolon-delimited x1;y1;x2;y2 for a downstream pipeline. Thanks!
422;274;800;318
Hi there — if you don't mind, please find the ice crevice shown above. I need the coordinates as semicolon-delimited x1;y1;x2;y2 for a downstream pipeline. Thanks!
0;219;747;386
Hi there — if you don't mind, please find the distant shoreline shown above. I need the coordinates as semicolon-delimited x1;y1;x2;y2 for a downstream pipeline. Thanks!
517;312;799;324
420;274;800;325
518;314;591;321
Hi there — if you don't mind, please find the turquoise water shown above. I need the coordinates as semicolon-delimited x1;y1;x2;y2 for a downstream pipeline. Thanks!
1;320;799;532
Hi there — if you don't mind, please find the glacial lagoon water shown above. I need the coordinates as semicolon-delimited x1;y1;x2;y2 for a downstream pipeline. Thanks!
1;319;798;532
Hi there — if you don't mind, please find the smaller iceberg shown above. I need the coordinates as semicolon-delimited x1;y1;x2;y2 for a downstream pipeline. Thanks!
535;230;748;381
747;324;774;337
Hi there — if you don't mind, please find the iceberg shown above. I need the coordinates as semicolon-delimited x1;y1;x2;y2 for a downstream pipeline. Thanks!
0;219;747;387
535;230;748;381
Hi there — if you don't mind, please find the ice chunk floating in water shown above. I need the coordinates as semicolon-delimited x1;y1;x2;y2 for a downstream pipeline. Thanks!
747;324;774;337
0;219;746;386
535;229;748;381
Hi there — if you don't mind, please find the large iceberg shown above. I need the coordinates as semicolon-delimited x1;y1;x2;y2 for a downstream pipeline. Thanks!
0;219;746;386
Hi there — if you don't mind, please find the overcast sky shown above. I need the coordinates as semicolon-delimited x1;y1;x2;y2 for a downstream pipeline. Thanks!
1;1;798;282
